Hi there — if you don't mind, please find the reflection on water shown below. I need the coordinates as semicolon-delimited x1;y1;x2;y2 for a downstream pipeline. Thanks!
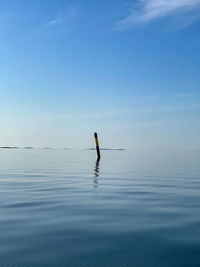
94;159;100;187
0;150;200;267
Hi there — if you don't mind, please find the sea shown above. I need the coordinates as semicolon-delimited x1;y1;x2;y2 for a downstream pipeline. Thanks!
0;149;200;267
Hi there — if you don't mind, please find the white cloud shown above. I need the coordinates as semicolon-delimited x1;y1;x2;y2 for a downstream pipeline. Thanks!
117;0;200;29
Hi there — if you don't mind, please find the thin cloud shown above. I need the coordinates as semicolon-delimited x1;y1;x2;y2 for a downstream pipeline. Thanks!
45;6;79;28
47;14;62;26
58;103;200;120
117;0;200;29
31;6;79;37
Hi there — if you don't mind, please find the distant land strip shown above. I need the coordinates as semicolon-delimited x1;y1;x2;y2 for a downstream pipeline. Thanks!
0;147;126;151
0;146;19;149
86;148;126;151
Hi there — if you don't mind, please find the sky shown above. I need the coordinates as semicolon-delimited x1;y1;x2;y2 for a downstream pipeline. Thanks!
0;0;200;150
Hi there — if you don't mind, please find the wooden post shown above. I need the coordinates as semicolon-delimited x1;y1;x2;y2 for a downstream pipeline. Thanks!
94;132;101;160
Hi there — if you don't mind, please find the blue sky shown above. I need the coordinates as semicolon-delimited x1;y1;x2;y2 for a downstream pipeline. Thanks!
1;0;200;149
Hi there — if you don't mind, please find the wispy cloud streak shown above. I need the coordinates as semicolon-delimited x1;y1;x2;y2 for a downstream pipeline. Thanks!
117;0;200;29
31;6;79;37
80;103;200;119
45;6;79;27
47;14;62;26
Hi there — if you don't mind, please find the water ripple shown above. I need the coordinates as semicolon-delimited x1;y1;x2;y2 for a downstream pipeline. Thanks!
0;150;200;266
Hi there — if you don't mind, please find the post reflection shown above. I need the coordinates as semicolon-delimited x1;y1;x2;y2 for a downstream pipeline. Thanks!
94;158;100;188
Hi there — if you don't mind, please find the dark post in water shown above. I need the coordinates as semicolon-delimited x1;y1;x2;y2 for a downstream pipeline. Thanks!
94;132;101;160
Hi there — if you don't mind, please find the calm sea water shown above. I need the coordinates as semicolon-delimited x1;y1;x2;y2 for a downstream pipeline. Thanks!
0;149;200;267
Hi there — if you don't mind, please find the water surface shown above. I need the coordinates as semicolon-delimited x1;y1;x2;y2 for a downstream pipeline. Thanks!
0;149;200;267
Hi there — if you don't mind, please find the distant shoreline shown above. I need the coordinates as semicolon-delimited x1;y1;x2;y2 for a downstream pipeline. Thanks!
86;148;126;151
0;147;126;151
